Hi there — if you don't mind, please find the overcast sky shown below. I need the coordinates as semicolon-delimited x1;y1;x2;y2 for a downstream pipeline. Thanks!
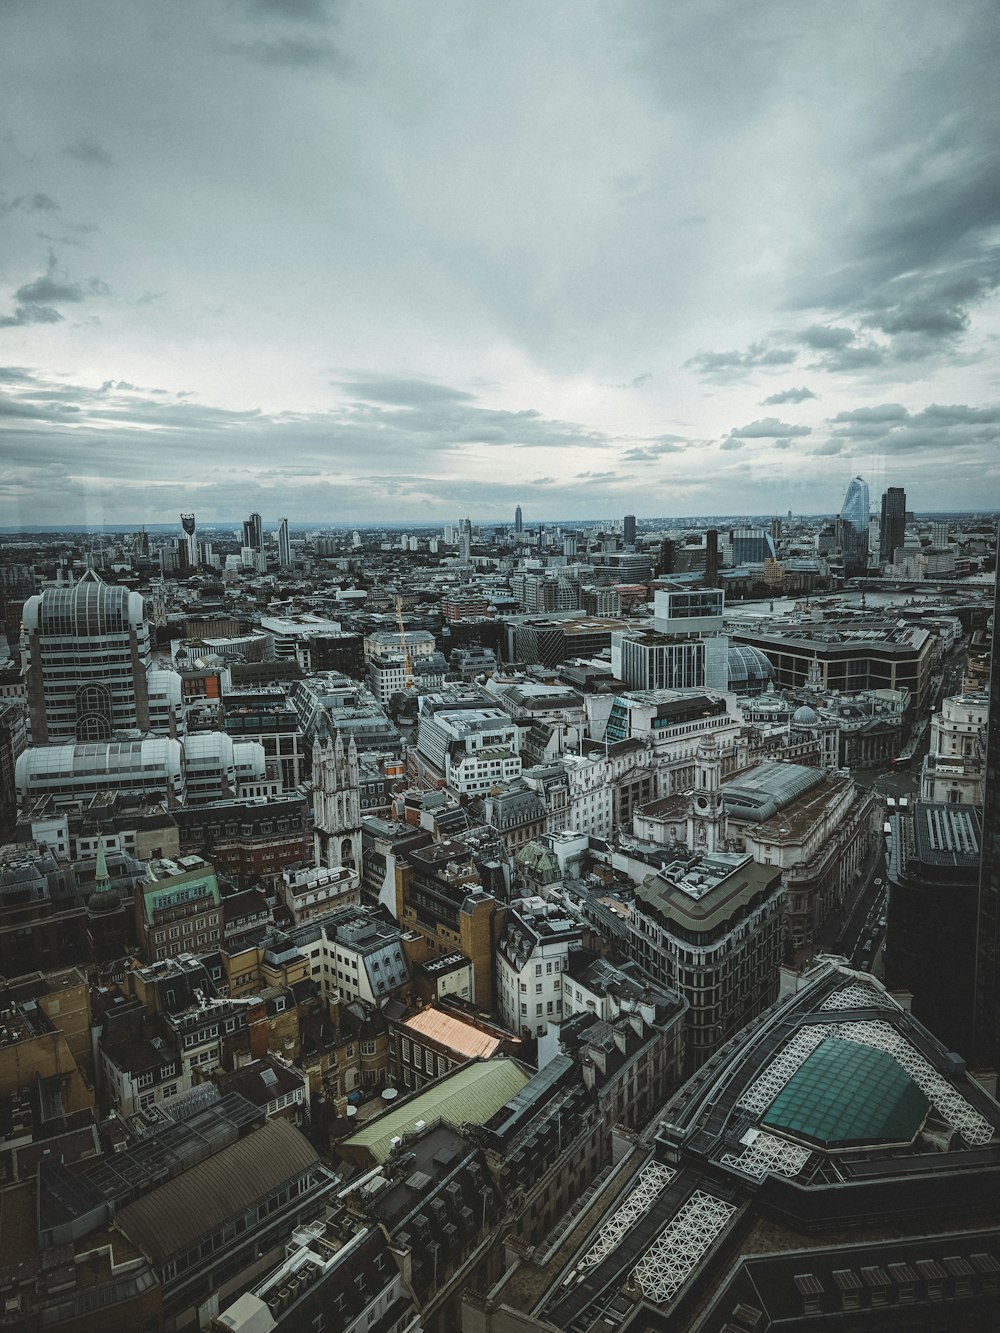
1;0;998;529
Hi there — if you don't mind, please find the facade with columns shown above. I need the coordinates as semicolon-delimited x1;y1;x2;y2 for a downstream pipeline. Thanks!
311;728;363;873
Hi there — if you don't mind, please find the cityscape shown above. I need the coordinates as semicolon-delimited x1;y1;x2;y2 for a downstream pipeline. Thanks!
3;3;1000;1332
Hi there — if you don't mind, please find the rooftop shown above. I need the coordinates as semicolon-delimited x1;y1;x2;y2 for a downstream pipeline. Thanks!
762;1038;931;1149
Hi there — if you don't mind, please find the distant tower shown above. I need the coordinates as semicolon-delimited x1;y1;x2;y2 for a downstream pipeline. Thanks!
277;517;291;568
312;728;362;872
879;487;906;566
514;505;523;534
242;512;263;552
86;841;130;964
180;513;197;570
458;518;472;565
686;736;725;853
623;514;637;546
705;529;720;587
837;475;870;577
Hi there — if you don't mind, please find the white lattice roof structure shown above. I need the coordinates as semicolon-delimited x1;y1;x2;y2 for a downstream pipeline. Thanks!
632;1190;737;1304
578;1162;675;1269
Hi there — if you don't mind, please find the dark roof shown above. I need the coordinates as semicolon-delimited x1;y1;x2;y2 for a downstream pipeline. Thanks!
762;1038;930;1149
114;1118;318;1263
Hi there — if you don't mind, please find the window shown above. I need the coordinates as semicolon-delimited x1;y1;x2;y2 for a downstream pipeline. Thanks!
361;1040;377;1055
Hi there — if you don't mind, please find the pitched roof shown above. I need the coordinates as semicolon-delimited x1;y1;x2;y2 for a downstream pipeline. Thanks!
114;1118;318;1263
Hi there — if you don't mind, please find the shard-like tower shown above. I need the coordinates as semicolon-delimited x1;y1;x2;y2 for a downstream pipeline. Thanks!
838;474;870;577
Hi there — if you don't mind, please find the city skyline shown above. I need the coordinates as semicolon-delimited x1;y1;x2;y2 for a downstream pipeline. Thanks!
1;2;998;526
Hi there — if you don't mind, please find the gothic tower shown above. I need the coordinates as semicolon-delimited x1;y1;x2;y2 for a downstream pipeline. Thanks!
311;725;362;872
686;735;725;853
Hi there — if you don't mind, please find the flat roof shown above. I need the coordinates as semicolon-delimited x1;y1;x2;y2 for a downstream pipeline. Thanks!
401;1008;502;1060
762;1038;930;1149
341;1058;528;1163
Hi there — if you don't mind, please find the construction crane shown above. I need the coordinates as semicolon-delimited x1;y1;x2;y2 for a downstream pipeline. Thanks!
394;594;414;691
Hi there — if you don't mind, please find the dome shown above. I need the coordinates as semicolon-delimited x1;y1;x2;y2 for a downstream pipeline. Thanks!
727;644;775;695
792;704;819;726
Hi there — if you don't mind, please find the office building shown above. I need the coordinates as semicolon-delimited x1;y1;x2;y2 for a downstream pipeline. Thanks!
880;485;907;564
837;474;870;576
628;848;784;1072
886;802;980;1057
22;571;151;743
179;512;197;569
242;510;263;552
277;515;291;567
515;504;523;533
623;513;637;545
134;853;223;962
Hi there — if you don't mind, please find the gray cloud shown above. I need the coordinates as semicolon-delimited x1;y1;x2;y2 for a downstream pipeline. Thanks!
762;386;817;405
0;303;63;328
230;36;351;70
63;137;113;166
11;253;109;308
241;0;333;21
828;400;1000;454
727;417;812;439
685;342;798;378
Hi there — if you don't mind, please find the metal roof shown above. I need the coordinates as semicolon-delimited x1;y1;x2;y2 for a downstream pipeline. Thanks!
114;1118;319;1263
401;1008;502;1060
762;1038;930;1149
341;1058;529;1163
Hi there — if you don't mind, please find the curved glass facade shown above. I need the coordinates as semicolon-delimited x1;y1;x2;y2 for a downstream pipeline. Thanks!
839;474;870;576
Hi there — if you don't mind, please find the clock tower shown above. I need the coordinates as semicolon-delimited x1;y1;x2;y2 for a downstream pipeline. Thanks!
686;735;725;853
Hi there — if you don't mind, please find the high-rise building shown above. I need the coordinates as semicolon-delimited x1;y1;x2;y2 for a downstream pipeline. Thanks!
458;517;472;565
277;516;291;567
242;511;263;552
837;474;870;577
879;486;906;565
974;566;1000;1068
514;504;523;534
22;571;151;743
179;513;197;569
623;513;637;545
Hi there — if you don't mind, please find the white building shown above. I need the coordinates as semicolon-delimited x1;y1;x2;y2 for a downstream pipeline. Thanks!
415;704;522;795
496;898;583;1038
920;691;988;806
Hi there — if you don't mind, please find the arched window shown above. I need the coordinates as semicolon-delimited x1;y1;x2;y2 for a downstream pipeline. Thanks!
76;682;113;740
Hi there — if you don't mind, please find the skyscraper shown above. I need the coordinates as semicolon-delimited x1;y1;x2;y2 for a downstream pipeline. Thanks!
837;475;870;577
623;513;637;545
277;517;291;567
974;565;1000;1068
458;517;472;565
179;513;197;569
22;570;151;743
514;505;523;534
242;511;263;552
879;486;906;565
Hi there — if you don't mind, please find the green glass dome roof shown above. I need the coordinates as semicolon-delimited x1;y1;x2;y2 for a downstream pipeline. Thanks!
762;1037;930;1149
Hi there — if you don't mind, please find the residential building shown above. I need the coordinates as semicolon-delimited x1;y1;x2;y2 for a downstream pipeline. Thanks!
496;898;583;1038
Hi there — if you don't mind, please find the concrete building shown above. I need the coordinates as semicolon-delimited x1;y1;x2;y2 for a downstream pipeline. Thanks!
629;848;784;1071
22;571;151;743
135;854;223;963
921;691;988;806
496;898;584;1038
886;802;981;1057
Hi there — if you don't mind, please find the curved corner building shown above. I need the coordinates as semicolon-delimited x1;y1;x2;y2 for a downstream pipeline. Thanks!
22;570;151;743
838;474;870;577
